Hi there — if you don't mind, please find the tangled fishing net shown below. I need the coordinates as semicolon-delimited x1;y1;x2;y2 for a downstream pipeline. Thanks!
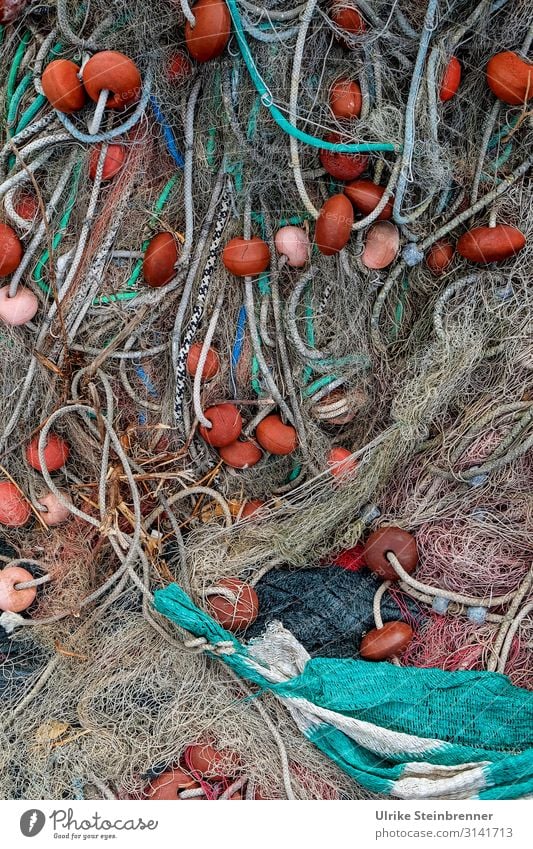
0;0;532;801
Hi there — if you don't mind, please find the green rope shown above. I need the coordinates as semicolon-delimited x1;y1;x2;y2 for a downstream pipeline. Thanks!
6;31;31;116
7;72;31;132
225;0;398;154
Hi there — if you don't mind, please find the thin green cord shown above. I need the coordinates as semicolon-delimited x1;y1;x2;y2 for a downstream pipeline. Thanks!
33;163;83;294
482;143;513;176
487;117;518;150
391;275;410;340
251;355;262;395
225;0;398;154
247;96;261;141
93;174;179;305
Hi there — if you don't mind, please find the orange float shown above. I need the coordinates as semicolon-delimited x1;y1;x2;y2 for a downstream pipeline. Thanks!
89;144;126;181
186;343;220;381
319;133;368;181
26;433;70;473
328;447;358;479
360;621;413;660
205;577;259;631
219;439;262;469
426;240;454;275
329;78;362;119
486;51;533;105
0;481;30;527
198;404;242;448
184;0;231;63
13;192;39;221
222;236;270;276
41;60;86;113
457;224;526;264
255;414;298;455
439;56;461;102
315;194;354;256
363;526;418;580
143;232;179;287
344;179;393;220
0;223;23;276
82;51;141;109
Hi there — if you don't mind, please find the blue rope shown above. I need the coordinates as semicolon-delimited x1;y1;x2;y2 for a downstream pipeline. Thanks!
230;304;247;394
134;364;158;397
150;96;185;169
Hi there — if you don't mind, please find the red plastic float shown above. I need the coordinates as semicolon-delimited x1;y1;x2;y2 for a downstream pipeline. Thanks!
329;78;362;119
41;60;86;113
315;194;354;256
240;499;265;519
255;414;298;455
363;526;418;580
184;0;231;63
143;232;179;287
319;133;368;181
26;433;70;473
426;240;454;274
89;144;126;181
222;236;270;276
0;222;23;276
167;52;193;82
0;481;31;527
328;446;358;479
186;343;220;381
486;51;533;105
146;768;196;800
360;621;413;660
219;439;262;469
13;192;39;221
344;179;393;220
331;4;366;40
185;741;238;779
198;403;242;448
439;56;461;102
82;51;141;109
205;577;259;631
457;224;526;264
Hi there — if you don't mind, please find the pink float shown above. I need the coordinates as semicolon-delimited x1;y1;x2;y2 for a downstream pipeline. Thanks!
0;286;39;325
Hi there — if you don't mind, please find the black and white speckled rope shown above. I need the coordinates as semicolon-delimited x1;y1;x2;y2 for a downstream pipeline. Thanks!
173;185;232;425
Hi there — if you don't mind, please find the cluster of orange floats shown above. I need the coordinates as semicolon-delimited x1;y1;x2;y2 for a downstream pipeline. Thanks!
143;742;251;800
0;430;72;614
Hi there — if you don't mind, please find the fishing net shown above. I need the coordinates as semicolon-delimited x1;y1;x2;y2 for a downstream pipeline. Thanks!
0;0;532;801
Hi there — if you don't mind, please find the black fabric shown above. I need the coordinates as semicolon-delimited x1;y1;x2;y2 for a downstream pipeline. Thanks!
247;566;421;658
